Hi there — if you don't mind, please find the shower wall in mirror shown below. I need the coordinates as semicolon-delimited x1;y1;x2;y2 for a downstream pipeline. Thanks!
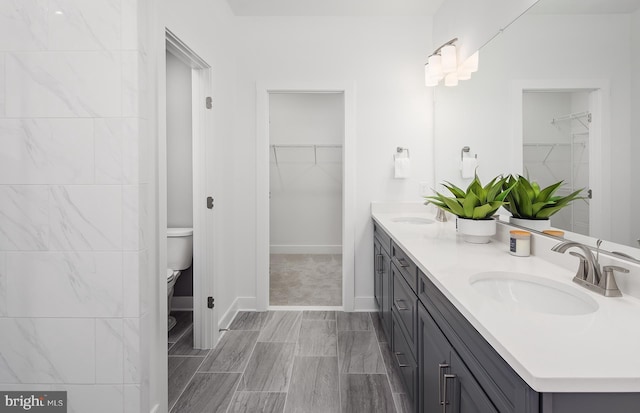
434;0;640;249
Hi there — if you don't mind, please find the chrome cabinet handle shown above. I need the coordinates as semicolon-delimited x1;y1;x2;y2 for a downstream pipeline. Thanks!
441;373;456;413
397;258;410;268
376;254;383;274
394;299;409;311
438;363;449;405
394;352;408;368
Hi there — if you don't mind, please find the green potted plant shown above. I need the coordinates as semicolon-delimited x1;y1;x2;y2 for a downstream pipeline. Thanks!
425;174;515;243
503;175;583;231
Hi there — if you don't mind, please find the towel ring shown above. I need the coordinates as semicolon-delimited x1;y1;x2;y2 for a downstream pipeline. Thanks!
395;147;410;159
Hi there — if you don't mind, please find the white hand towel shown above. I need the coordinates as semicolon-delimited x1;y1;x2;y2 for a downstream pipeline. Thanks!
460;157;478;179
394;157;411;179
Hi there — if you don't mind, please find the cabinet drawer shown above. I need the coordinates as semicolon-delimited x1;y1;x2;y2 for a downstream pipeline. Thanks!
391;241;418;292
392;312;417;406
373;221;392;255
392;264;417;356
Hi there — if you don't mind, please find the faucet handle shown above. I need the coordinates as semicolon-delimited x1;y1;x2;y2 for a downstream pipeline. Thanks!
599;265;629;297
569;251;588;281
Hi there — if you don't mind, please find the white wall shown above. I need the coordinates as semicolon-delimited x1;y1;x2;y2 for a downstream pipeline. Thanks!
0;1;153;412
435;13;632;246
269;93;343;253
632;9;640;247
166;50;193;228
434;0;538;62
233;16;434;307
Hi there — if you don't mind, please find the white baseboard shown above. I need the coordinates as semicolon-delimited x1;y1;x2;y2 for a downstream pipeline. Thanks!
354;296;377;312
270;245;342;254
218;297;240;330
236;296;257;310
217;296;370;321
268;305;344;311
171;296;193;311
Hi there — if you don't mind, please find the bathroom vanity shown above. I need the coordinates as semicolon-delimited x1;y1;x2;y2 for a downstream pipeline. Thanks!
372;206;640;413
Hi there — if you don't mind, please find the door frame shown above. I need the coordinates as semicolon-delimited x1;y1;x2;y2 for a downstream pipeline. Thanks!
255;82;356;311
511;79;610;240
165;29;218;348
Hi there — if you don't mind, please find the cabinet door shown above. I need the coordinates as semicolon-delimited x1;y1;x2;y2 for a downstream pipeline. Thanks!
381;248;392;340
449;351;498;413
418;303;451;413
419;303;498;413
374;239;383;311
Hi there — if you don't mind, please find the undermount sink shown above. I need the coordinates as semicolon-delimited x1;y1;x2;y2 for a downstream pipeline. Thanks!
391;217;434;225
470;271;599;316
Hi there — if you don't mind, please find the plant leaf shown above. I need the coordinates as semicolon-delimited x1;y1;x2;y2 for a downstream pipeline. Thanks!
531;181;541;198
442;181;466;198
437;193;465;217
518;175;535;201
463;191;480;218
531;201;554;216
535;204;566;219
472;202;502;219
515;184;533;217
536;181;563;202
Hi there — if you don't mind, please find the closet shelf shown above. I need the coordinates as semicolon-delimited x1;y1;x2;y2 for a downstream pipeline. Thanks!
270;144;342;166
551;111;591;129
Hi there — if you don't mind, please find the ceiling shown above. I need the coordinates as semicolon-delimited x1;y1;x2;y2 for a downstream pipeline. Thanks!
226;0;445;16
531;0;640;14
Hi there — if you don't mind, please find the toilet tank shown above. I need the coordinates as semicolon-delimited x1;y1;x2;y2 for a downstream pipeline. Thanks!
167;227;193;270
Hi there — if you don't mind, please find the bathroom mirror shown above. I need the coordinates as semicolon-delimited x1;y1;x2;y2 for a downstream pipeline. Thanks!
434;0;640;255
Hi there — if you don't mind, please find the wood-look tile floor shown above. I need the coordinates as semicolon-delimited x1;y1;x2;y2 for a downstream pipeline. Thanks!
168;310;412;413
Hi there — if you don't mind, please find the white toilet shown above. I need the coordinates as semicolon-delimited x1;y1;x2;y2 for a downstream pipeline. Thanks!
167;227;193;331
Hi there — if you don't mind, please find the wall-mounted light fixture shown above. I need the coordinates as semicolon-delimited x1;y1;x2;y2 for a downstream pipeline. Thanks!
424;38;479;87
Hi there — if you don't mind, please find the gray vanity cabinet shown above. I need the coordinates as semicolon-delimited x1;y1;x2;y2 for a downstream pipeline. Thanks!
374;219;640;413
373;222;392;341
419;302;498;413
373;221;538;413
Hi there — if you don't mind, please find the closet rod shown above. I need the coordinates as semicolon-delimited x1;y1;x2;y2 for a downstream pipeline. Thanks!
551;111;591;128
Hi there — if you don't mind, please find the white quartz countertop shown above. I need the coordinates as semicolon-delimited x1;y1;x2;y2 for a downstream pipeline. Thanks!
372;209;640;393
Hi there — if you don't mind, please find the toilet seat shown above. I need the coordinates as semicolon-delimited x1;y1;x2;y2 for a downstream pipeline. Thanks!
167;269;179;283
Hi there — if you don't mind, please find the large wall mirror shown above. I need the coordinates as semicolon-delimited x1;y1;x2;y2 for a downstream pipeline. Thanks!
434;0;640;255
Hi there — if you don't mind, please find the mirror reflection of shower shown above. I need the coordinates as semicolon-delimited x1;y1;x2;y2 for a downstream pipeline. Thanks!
268;92;344;307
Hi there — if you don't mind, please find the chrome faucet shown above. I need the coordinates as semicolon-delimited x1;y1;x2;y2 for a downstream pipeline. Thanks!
435;208;448;222
552;240;629;297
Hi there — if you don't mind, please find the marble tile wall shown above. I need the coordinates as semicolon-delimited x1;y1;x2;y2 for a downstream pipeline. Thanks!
0;1;150;412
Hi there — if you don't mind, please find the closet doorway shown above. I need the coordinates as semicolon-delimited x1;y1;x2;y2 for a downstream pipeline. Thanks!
269;93;344;306
513;80;609;239
522;90;593;235
256;84;356;311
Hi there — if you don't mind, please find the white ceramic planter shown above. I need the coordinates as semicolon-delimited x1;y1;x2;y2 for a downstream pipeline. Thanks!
456;217;497;244
509;217;551;232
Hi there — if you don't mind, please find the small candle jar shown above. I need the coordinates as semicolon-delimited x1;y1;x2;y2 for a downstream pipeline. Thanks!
509;230;531;257
542;229;565;238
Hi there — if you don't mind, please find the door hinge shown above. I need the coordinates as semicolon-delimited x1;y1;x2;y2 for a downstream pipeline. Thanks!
207;196;214;209
206;96;212;109
207;296;214;309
